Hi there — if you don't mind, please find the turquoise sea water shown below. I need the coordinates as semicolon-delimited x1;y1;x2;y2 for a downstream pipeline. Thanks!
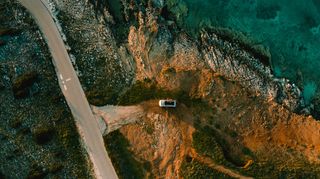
175;0;320;97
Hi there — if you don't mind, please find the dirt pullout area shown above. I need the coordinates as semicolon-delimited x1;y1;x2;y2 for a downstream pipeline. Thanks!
119;101;194;178
92;105;145;135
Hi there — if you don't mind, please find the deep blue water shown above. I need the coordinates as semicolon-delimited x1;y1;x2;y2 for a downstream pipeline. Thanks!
174;0;320;98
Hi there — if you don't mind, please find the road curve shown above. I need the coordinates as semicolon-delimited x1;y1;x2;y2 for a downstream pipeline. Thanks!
18;0;118;178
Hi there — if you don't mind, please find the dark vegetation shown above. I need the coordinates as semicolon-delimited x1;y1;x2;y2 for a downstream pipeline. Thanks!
104;130;146;179
86;86;119;106
192;125;252;168
192;126;320;178
180;158;233;179
12;71;38;99
27;163;48;179
31;124;54;145
0;28;22;36
244;160;320;178
117;79;203;107
88;0;137;45
0;40;5;46
192;129;231;166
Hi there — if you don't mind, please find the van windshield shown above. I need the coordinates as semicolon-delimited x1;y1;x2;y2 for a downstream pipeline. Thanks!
164;101;175;105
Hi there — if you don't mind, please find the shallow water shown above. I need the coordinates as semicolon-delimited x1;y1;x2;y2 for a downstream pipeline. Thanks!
179;0;320;96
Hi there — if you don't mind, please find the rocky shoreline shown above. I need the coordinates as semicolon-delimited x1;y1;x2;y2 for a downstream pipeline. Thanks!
200;30;303;112
2;0;320;178
119;0;305;112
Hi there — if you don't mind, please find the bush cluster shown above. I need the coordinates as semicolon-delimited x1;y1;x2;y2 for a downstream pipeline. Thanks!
180;158;233;179
104;130;146;179
12;71;38;99
31;124;54;145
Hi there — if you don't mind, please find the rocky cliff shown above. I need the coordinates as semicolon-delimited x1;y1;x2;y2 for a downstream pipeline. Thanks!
5;0;319;178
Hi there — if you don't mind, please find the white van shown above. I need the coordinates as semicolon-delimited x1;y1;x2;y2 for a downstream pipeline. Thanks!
159;99;176;108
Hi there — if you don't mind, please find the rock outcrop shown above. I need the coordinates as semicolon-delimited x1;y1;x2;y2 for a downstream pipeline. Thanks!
200;30;302;111
125;1;302;111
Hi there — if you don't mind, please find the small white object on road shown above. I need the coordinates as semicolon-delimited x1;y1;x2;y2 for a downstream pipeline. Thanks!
59;74;63;80
66;78;71;82
63;85;67;91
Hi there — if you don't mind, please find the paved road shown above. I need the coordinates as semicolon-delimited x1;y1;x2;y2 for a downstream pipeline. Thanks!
18;0;118;178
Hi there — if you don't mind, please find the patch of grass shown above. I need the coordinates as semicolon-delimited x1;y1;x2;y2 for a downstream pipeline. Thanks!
241;147;253;156
104;130;146;179
192;128;230;166
180;158;233;179
243;160;320;178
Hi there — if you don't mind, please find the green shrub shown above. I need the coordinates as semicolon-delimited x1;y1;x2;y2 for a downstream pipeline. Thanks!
117;80;206;108
10;117;22;129
12;71;38;99
47;162;63;173
31;124;54;145
241;147;253;156
0;79;4;90
104;130;146;179
0;28;22;36
117;80;172;105
86;86;118;106
27;164;47;179
224;128;238;138
0;171;4;178
180;158;233;179
192;129;228;166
